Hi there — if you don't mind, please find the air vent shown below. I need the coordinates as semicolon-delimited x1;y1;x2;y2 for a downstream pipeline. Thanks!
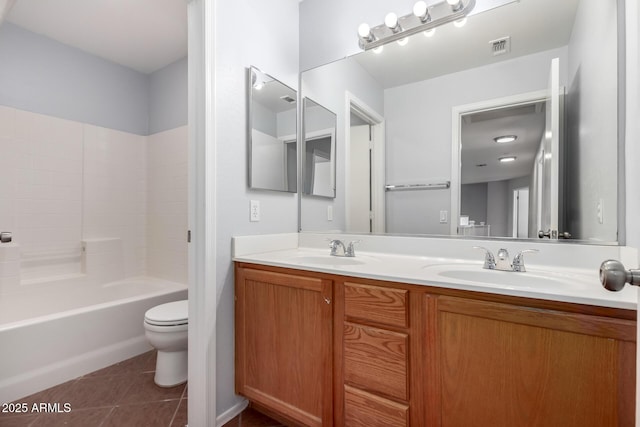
280;95;296;104
489;36;510;56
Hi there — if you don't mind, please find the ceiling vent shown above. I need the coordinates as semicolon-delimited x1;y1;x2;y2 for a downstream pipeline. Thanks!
489;36;510;56
280;95;296;104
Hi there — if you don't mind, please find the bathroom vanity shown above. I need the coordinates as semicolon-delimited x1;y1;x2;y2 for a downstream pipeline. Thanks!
233;234;637;427
235;237;636;427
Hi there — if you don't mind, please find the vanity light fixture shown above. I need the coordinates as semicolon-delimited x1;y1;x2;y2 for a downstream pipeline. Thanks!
424;28;436;37
385;12;402;33
373;45;384;54
397;37;409;46
499;156;517;163
357;0;475;51
494;135;517;144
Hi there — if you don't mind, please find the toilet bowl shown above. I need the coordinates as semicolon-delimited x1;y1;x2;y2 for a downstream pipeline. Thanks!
144;300;188;387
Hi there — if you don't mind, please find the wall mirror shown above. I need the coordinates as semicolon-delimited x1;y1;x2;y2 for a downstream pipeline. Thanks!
299;0;623;244
302;98;337;198
248;66;297;192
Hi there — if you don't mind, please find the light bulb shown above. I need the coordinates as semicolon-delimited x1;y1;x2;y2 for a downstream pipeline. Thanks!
397;37;409;46
423;28;436;37
385;12;399;30
372;46;384;54
453;17;467;28
358;23;371;39
447;0;461;5
413;1;428;20
253;82;263;90
447;0;463;11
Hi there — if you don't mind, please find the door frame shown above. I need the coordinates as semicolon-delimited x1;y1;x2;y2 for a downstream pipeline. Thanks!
451;89;549;236
345;92;385;233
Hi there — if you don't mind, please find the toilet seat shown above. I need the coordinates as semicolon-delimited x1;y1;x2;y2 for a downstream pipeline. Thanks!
145;300;188;327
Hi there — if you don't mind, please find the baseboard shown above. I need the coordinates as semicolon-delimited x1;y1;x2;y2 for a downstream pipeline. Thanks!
216;398;249;427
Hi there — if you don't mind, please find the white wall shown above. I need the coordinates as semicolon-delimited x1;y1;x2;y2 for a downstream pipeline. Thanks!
384;47;568;234
147;126;188;284
565;0;619;242
212;0;300;418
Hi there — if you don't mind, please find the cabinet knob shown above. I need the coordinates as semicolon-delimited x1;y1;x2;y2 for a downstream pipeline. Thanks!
323;296;331;305
599;260;640;291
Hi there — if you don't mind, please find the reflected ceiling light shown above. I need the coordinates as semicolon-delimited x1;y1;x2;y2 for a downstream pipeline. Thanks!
453;17;467;27
493;135;517;144
385;12;402;33
357;0;475;51
413;1;431;23
397;37;409;46
499;156;517;163
372;45;384;54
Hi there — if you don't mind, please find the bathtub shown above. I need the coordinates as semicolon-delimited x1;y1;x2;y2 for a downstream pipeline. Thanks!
0;275;187;404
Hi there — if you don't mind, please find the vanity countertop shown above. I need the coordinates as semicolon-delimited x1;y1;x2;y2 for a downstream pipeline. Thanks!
232;233;639;310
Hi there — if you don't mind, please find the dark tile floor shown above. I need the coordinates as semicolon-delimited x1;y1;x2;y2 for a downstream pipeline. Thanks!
0;351;187;427
222;407;285;427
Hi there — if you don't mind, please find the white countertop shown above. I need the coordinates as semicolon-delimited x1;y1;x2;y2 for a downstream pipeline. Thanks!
232;233;639;310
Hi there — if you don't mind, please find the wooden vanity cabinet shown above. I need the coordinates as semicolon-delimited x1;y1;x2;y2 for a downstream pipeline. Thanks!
235;264;334;427
235;263;636;427
434;295;637;427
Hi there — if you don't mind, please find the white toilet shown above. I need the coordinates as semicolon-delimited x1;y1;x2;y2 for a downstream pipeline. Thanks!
144;300;188;387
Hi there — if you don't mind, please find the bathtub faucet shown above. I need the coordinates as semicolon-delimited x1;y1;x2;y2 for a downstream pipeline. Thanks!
0;232;11;243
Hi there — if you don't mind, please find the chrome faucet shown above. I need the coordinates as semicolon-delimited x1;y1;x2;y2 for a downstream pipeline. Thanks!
473;246;538;272
329;239;359;257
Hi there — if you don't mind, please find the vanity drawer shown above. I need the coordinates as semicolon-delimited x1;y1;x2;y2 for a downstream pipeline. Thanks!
344;282;408;328
343;322;408;400
344;385;408;427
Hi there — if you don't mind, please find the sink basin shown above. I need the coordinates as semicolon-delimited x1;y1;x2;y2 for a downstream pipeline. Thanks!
423;263;591;290
292;256;366;266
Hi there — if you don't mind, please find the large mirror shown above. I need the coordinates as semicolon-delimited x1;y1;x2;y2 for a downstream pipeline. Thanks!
300;0;622;244
248;66;297;192
302;98;337;198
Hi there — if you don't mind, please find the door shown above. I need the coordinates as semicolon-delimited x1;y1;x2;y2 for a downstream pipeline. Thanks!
533;57;561;237
349;125;372;232
512;187;529;238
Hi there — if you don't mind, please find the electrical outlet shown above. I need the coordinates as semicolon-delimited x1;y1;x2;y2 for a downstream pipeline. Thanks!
327;205;333;221
440;210;448;224
250;200;260;222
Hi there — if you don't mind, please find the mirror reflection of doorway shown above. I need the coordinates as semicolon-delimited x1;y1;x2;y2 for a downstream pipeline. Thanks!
346;93;385;233
513;187;530;238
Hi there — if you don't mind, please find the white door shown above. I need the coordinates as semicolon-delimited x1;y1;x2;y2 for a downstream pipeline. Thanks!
348;125;371;232
512;187;529;238
542;57;560;236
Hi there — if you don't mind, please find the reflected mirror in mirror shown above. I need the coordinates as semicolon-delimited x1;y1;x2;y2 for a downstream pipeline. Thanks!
303;98;337;198
248;66;297;192
300;0;621;244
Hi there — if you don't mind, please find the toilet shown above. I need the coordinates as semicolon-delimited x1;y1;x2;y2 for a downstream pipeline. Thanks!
144;300;188;387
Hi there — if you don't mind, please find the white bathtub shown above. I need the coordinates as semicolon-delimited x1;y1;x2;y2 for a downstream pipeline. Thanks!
0;275;187;404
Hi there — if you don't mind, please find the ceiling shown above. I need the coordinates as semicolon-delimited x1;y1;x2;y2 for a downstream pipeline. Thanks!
4;0;187;74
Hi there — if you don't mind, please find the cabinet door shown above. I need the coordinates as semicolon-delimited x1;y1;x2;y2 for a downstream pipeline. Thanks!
435;296;636;427
235;267;333;427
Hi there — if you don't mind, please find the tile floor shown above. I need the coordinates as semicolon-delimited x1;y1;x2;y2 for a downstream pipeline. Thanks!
222;407;285;427
0;351;187;427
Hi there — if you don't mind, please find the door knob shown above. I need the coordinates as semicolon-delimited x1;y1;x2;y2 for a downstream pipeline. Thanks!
538;230;571;239
599;260;640;291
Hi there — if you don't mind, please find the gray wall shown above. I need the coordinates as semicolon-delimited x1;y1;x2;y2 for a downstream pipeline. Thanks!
461;183;488;224
0;23;187;136
487;180;509;236
149;57;188;135
213;0;300;416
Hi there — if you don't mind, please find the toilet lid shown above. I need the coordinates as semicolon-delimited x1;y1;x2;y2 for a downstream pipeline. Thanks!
145;300;188;326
